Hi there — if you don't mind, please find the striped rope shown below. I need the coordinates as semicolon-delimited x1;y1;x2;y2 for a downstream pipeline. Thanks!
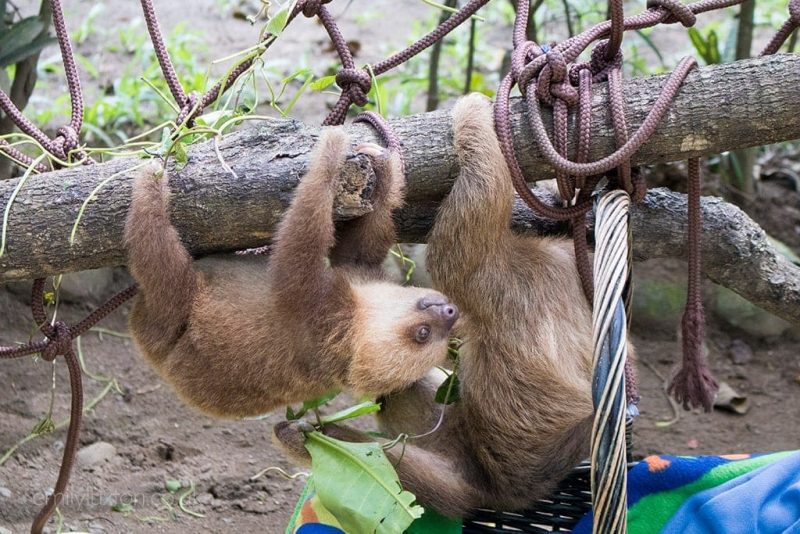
590;189;632;533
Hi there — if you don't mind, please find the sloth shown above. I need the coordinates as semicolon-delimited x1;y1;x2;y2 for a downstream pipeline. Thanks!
275;94;628;518
124;130;459;419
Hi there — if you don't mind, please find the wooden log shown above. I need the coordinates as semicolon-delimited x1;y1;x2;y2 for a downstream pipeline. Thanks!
0;55;798;324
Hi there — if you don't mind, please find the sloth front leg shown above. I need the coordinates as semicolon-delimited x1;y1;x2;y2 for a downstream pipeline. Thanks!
268;129;349;305
125;162;198;358
330;143;405;274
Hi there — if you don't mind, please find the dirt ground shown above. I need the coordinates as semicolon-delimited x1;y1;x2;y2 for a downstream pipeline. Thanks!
2;1;800;533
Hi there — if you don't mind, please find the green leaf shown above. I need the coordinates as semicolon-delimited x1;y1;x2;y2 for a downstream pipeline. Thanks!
31;416;55;436
0;32;56;67
74;53;99;79
319;401;381;425
172;140;188;169
265;4;291;36
112;502;135;514
706;30;721;65
287;390;340;420
687;28;708;63
0;17;45;52
305;432;423;534
195;109;235;129
165;479;182;493
434;371;460;405
310;75;336;92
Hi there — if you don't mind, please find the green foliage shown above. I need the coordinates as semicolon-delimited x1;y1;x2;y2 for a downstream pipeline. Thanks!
305;432;424;534
286;390;340;421
434;371;460;404
32;17;209;146
435;339;462;405
0;15;55;68
319;401;382;425
688;27;723;65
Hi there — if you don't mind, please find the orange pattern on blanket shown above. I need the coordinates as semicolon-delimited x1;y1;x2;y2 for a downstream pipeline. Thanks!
645;455;671;473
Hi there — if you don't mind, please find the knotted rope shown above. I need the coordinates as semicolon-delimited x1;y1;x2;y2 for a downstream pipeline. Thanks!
0;280;136;534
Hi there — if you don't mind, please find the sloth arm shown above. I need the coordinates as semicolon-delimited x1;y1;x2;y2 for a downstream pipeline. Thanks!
329;146;405;275
427;94;516;315
125;163;198;355
268;129;349;307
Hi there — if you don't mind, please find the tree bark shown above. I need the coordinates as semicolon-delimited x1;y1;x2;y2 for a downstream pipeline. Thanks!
0;55;799;324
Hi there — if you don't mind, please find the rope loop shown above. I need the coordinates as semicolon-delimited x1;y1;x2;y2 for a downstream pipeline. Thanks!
40;321;72;362
536;48;579;106
590;40;623;80
513;41;545;94
647;0;697;26
51;125;80;161
335;68;372;107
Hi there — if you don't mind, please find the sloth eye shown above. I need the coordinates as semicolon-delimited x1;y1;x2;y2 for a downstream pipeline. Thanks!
414;325;431;343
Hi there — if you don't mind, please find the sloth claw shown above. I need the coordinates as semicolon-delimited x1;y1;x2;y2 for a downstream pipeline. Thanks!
356;142;389;160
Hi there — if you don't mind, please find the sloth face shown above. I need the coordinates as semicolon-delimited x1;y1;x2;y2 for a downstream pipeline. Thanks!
346;282;459;396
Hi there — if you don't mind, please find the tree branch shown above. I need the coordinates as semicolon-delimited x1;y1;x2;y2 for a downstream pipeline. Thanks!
0;55;798;325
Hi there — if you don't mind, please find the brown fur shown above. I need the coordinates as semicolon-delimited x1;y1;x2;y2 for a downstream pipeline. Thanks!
275;94;637;518
124;130;459;419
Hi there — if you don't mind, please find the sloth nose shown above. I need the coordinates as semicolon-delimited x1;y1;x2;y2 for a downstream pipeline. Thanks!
418;295;459;329
438;304;459;329
417;294;449;310
427;303;459;330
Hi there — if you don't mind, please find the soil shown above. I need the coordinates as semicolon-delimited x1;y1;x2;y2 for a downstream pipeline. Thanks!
2;1;800;533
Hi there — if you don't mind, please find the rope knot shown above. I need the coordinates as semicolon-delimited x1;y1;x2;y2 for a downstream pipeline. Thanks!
335;68;372;107
591;40;623;79
536;49;578;107
513;41;546;94
647;0;697;27
51;125;80;161
177;91;201;127
301;0;331;17
41;321;72;362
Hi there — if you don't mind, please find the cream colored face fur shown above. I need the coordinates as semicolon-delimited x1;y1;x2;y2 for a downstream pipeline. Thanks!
347;282;455;395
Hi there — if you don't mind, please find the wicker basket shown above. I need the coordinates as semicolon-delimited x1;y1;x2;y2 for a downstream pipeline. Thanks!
463;463;592;533
463;420;636;533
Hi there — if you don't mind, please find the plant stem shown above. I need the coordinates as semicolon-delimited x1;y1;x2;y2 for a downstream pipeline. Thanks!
426;0;458;111
464;18;477;94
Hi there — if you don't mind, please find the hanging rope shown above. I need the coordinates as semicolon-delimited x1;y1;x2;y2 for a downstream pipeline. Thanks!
0;0;90;170
0;0;798;532
0;280;137;534
590;189;632;533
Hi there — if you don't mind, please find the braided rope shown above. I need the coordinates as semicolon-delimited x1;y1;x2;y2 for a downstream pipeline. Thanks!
590;190;632;533
0;281;136;534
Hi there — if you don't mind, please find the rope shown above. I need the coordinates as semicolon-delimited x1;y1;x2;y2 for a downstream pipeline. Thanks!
0;281;136;534
0;0;90;169
0;0;797;531
590;190;632;533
